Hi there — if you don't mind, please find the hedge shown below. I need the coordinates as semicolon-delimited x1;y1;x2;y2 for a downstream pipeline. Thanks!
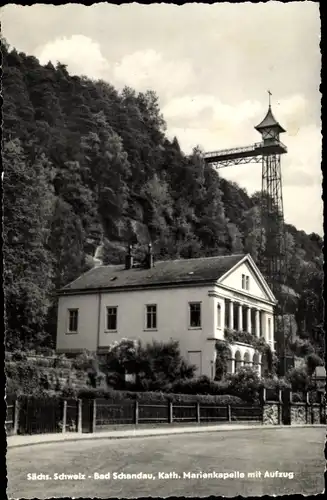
77;388;246;405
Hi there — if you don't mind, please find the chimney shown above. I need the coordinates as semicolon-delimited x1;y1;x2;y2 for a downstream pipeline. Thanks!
146;242;154;269
125;244;133;270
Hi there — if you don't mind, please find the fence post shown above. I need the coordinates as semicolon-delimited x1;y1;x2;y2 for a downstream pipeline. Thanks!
134;401;139;425
196;402;200;423
62;400;67;433
168;401;173;424
13;399;20;435
77;399;82;433
305;392;310;424
91;399;96;433
227;405;232;422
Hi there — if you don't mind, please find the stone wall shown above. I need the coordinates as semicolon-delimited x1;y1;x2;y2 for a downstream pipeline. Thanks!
290;403;307;424
263;403;280;425
311;405;321;424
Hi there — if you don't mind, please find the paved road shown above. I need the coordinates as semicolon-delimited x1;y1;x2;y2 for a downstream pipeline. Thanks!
7;427;325;498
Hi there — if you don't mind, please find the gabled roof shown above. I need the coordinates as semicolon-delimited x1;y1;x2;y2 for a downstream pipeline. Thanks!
217;253;277;304
59;254;245;294
255;106;286;133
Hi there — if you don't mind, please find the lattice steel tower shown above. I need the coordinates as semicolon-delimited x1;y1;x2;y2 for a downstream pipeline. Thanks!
204;93;288;371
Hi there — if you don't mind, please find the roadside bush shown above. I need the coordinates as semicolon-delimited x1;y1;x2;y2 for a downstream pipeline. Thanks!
170;376;229;396
262;376;291;390
289;339;315;358
72;350;98;371
103;339;196;391
305;353;324;376
76;388;246;405
61;384;78;399
225;367;262;403
286;366;310;392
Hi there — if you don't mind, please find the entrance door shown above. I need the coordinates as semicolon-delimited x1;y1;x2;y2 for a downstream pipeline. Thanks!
188;351;202;377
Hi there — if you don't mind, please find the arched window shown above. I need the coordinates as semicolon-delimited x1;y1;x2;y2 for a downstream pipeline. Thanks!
243;351;251;366
235;351;242;372
217;303;222;328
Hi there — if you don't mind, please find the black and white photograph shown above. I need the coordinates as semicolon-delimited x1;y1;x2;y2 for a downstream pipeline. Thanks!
2;2;324;499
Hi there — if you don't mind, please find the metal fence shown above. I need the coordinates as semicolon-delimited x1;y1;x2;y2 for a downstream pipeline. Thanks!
6;390;326;436
230;405;263;422
96;400;134;427
65;399;79;432
5;394;16;435
18;397;62;435
138;404;169;424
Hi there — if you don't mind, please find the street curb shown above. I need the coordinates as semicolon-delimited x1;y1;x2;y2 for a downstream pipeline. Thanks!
7;424;325;449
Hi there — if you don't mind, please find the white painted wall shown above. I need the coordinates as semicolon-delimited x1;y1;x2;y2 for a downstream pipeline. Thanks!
56;285;218;377
56;259;276;375
56;294;99;352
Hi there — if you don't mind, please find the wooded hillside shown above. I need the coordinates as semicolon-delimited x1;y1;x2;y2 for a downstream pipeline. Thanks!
2;39;323;359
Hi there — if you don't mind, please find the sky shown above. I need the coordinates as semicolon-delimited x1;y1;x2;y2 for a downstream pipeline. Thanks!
1;2;322;235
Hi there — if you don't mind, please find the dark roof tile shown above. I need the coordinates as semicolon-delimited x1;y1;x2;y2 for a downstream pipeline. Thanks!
60;254;245;293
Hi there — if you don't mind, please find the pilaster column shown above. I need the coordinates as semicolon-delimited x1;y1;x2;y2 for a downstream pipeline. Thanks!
255;309;260;338
247;307;252;334
229;300;234;330
238;303;243;332
261;311;267;340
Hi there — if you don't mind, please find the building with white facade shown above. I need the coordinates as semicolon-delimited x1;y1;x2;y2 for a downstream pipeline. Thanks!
56;246;277;378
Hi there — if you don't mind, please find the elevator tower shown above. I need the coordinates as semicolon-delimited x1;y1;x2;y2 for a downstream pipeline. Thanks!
203;93;289;373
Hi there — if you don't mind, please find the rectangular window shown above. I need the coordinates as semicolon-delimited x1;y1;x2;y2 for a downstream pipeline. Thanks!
106;307;117;331
68;309;78;333
242;274;250;290
217;303;222;329
189;302;201;328
146;305;157;329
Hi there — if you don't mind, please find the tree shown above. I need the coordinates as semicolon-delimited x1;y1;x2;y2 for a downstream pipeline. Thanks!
3;139;55;349
80;111;131;234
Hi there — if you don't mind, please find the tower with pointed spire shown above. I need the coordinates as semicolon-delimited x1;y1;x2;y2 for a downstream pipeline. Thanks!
203;92;290;375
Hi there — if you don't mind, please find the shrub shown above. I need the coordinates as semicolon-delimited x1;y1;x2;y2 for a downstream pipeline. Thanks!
289;339;315;358
286;366;310;392
305;353;324;376
61;384;78;399
72;350;98;371
103;339;196;391
170;376;227;396
76;388;246;405
262;376;291;390
226;367;262;403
